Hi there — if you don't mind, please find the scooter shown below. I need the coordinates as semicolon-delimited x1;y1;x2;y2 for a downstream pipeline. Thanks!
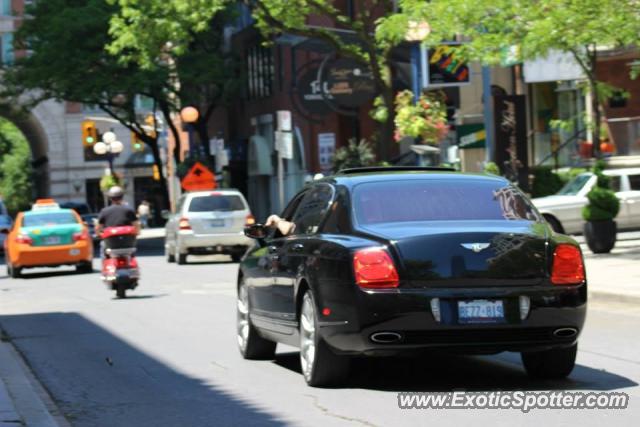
100;226;140;298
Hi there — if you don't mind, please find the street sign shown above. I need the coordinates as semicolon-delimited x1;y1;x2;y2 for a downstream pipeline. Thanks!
275;131;294;160
277;111;292;131
421;44;471;88
181;162;216;191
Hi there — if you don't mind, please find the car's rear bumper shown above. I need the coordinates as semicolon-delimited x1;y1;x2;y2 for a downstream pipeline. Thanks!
318;284;587;356
11;241;93;268
177;230;251;253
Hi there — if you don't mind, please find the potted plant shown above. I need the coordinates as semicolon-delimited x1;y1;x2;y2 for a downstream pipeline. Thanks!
582;162;619;253
332;139;375;173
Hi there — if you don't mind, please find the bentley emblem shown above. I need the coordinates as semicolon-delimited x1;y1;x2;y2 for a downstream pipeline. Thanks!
461;243;490;253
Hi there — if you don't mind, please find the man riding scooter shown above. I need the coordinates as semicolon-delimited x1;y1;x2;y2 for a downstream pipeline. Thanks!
96;186;141;298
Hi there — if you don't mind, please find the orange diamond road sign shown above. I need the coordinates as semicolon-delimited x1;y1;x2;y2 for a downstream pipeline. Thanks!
181;162;216;191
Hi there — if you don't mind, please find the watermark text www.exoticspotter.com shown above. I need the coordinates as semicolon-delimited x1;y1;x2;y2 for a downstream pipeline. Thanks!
398;391;629;413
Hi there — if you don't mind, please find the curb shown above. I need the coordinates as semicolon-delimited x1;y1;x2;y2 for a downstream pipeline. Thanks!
0;338;62;427
589;290;640;305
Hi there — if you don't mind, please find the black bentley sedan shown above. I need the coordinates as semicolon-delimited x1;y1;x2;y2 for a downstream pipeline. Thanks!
237;167;587;387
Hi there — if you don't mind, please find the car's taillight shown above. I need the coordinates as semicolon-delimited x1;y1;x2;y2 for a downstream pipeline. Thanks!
245;214;256;226
129;257;138;268
15;234;33;245
73;231;89;241
178;218;191;230
551;244;585;285
353;248;399;289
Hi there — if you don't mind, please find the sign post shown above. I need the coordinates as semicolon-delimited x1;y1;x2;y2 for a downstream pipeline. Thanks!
275;111;293;211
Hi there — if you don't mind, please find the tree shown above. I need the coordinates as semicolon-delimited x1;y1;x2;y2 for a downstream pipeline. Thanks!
383;0;640;158
108;0;411;160
108;1;241;160
1;0;174;208
0;118;33;214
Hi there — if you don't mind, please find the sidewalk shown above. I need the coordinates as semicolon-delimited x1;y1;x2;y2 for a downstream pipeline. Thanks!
0;338;61;427
579;232;640;304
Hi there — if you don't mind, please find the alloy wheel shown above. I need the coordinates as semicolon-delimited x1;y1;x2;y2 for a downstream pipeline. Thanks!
237;283;250;353
300;294;317;381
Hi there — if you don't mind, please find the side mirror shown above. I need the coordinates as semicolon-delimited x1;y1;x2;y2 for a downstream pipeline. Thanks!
244;224;268;240
161;210;170;220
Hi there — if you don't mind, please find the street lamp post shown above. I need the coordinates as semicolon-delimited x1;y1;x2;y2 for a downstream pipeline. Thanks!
180;106;199;156
93;131;124;175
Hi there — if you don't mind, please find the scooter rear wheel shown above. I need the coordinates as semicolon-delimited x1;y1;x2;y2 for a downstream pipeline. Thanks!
116;284;127;299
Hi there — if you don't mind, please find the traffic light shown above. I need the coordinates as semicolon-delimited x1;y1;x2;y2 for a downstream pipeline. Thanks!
131;132;145;152
82;120;103;161
82;120;97;147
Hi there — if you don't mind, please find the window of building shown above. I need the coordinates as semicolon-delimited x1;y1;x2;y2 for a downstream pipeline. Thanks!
1;0;11;16
0;33;14;65
246;43;274;99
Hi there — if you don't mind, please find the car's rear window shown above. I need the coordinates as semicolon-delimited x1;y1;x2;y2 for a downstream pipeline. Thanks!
188;195;246;212
23;212;78;227
353;179;540;224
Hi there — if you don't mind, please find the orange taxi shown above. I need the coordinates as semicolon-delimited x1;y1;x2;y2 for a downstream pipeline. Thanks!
4;199;94;278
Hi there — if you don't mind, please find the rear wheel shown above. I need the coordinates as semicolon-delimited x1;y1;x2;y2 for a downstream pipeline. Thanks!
299;291;350;387
521;343;577;379
116;284;127;299
177;253;187;265
76;261;93;274
7;263;21;279
237;280;276;359
165;244;175;263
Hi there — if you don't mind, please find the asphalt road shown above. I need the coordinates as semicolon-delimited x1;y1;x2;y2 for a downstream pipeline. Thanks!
0;238;639;427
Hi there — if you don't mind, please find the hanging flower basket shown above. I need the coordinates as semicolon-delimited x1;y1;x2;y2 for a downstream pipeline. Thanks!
393;90;449;145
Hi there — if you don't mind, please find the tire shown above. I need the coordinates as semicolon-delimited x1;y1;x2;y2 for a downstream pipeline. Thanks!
543;215;564;234
166;244;176;263
521;343;577;379
177;253;188;265
299;291;350;387
237;279;276;360
116;284;127;299
8;263;21;279
76;261;93;274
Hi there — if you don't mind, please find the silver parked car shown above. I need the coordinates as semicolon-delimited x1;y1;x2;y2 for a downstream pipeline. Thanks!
164;190;254;264
533;167;640;234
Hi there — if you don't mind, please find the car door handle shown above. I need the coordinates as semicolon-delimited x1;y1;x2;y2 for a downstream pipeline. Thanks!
291;243;304;253
268;245;278;254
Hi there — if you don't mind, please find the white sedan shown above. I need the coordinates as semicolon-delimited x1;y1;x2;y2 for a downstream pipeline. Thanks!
533;168;640;234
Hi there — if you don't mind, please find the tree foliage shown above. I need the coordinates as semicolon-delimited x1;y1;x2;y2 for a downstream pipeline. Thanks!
108;0;410;160
0;119;33;214
382;0;640;157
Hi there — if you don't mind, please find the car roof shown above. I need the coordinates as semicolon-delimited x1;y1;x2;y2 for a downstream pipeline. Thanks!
320;170;509;188
24;208;75;216
183;189;245;197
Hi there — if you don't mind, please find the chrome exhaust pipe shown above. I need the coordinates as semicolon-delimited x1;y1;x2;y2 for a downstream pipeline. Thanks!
553;327;578;338
370;332;403;344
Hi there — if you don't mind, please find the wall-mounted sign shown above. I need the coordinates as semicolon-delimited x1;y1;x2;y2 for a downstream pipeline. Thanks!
318;133;336;171
295;68;334;116
421;44;470;88
276;110;292;132
323;58;376;109
494;95;528;190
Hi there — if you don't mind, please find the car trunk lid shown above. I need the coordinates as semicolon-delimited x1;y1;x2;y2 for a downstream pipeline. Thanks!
22;224;82;247
359;220;549;287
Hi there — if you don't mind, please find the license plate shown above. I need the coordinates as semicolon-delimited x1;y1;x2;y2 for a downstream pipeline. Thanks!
209;219;225;227
44;236;61;245
458;299;505;324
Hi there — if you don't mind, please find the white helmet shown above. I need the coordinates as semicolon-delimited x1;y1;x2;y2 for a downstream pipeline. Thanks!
107;186;124;199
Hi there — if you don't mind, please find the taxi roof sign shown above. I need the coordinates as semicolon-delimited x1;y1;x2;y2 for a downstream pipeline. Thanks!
181;162;216;191
32;199;60;210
